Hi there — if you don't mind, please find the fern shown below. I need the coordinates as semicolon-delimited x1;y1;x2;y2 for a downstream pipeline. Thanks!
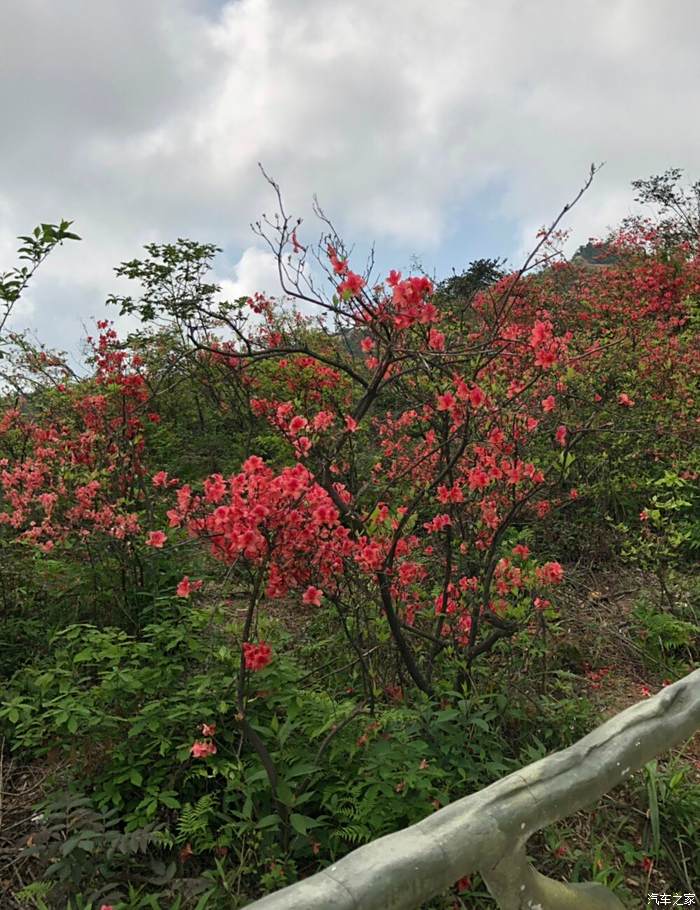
176;794;216;848
333;797;360;820
15;881;53;908
333;823;372;845
153;829;175;849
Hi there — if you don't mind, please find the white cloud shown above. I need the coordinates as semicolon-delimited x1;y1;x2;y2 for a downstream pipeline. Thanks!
218;246;280;302
1;0;700;351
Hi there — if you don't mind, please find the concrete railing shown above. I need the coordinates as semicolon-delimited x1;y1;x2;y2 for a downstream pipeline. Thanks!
245;668;700;909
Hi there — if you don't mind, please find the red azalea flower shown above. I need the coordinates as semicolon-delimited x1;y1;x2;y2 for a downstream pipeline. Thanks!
190;740;217;759
243;641;272;671
146;530;167;548
302;586;324;606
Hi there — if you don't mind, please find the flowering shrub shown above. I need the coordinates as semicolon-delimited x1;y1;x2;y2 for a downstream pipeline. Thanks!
1;197;697;694
0;326;175;643
0;325;152;550
135;209;696;697
1;179;698;906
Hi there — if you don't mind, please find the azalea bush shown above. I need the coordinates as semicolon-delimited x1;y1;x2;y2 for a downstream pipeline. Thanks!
111;171;699;702
0;322;181;679
1;171;699;907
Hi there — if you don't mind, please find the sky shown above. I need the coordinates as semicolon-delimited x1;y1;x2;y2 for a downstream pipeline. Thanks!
2;0;700;363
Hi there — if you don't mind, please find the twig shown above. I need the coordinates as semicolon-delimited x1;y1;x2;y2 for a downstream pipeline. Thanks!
302;646;382;686
315;703;369;766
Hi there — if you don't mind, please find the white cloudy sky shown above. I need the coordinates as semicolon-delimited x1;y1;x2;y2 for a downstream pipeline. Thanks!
2;0;700;360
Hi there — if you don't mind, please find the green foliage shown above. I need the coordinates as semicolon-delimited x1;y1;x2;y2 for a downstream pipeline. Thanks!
647;756;700;890
433;257;504;311
634;601;697;664
1;598;604;905
1;609;230;810
22;792;166;907
613;468;700;584
540;754;700;905
631;167;700;250
1;220;80;313
107;240;224;325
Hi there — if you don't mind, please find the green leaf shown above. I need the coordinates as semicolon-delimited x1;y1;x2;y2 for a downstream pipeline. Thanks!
645;761;661;856
257;813;280;829
285;762;319;779
435;708;460;723
276;782;295;807
290;813;317;835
